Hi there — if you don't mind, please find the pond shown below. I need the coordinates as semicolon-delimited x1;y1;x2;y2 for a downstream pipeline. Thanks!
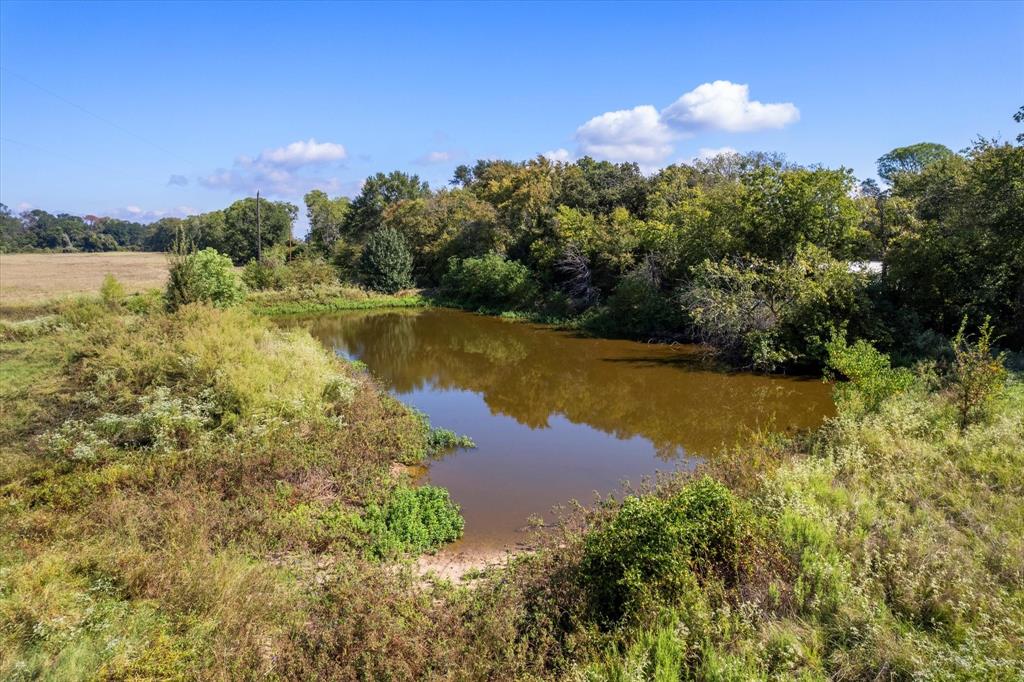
294;308;834;551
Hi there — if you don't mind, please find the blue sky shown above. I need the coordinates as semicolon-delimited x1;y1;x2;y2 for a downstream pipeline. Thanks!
1;1;1021;233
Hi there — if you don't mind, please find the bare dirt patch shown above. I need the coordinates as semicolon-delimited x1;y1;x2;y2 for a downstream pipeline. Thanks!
0;252;170;304
416;545;519;583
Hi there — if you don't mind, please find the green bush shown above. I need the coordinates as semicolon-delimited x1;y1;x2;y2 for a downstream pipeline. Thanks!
426;427;476;454
359;226;414;293
241;258;285;291
825;332;914;412
165;248;246;310
440;253;537;310
950;316;1007;429
364;484;464;557
99;273;126;307
682;246;868;370
580;477;745;624
588;266;679;337
282;256;338;288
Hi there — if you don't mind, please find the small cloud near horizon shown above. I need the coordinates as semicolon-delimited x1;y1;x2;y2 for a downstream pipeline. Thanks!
199;138;350;197
167;174;189;186
414;150;459;165
574;81;799;164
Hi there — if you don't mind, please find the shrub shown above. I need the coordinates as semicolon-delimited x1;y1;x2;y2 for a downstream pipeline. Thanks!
99;273;126;307
241;258;285;291
364;485;464;557
165;248;246;310
281;256;338;289
440;253;537;310
426;427;476;454
682;245;867;370
589;263;679;337
949;316;1007;429
359;226;414;293
825;332;914;412
580;477;745;624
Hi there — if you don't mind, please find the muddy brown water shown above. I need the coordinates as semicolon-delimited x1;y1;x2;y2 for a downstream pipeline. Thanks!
292;308;834;551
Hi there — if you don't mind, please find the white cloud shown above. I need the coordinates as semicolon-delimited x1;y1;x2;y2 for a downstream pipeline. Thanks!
106;205;196;222
200;138;351;198
661;81;799;133
694;146;739;161
15;202;33;212
541;148;573;163
575;105;675;163
414;150;456;165
249;138;347;168
167;174;189;186
570;81;798;164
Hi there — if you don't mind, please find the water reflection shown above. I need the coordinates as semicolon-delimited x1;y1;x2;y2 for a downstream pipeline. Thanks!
289;308;834;548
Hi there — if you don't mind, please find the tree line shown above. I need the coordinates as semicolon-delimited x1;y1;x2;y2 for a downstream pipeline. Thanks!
4;113;1021;369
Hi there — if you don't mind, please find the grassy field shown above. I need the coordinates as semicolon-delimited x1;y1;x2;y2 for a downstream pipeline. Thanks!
0;252;170;305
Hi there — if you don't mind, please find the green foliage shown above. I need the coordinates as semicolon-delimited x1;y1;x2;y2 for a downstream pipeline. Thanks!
99;273;126;307
580;477;745;624
363;484;464;557
683;246;868;370
345;170;431;241
825;332;914;412
241;257;285;291
165;248;247;310
242;251;339;291
440;252;537;310
358;226;415;293
950;316;1007;429
589;260;679;337
426;427;476;453
219;197;297;265
304;189;350;254
884;141;1024;347
877;142;954;182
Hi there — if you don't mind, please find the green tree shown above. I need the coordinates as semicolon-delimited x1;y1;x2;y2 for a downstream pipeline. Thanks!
345;171;430;241
219;198;297;264
358;226;414;293
143;217;183;252
877;142;954;183
884;141;1024;345
304;189;350;254
380;189;499;285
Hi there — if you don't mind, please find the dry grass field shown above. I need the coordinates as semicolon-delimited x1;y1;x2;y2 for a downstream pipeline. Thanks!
0;252;170;305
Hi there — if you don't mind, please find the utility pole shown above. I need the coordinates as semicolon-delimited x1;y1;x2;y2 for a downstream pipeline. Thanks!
256;190;262;263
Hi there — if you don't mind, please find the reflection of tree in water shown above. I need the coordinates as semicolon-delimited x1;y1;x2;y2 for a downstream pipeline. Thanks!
298;309;834;458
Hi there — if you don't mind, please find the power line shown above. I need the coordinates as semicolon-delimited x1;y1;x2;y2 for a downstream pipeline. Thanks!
0;135;136;179
0;66;195;166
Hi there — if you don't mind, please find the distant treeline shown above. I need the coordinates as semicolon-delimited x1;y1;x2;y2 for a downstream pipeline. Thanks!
0;197;299;261
0;206;172;253
4;119;1022;368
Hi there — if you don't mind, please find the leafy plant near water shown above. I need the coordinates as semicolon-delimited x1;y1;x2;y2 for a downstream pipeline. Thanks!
363;484;464;558
440;252;537;311
825;329;914;412
165;247;247;310
580;477;748;625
